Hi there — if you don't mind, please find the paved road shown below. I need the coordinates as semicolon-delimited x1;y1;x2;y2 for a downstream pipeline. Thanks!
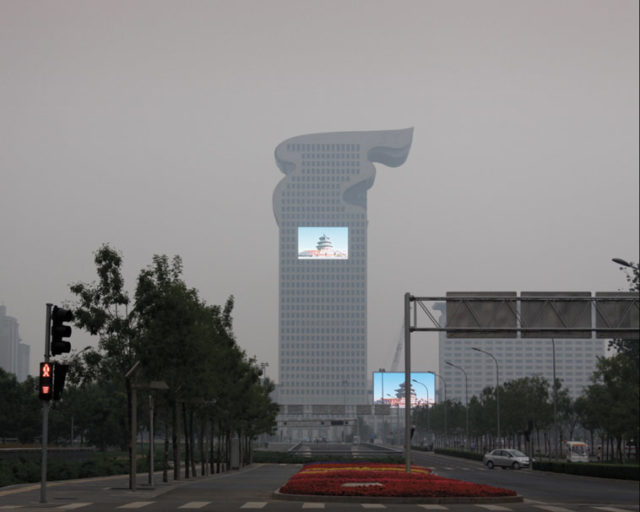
0;453;637;512
411;451;639;508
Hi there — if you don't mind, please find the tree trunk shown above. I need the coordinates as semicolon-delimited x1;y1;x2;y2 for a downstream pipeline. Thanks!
172;400;180;481
200;416;206;476
182;402;190;479
209;422;215;474
163;417;169;483
189;408;196;477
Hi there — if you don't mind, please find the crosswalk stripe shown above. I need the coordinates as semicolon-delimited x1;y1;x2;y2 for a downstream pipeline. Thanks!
58;504;92;510
361;506;386;509
302;504;325;509
179;502;211;509
535;506;574;512
418;506;448;510
240;503;267;510
476;506;513;511
118;502;155;509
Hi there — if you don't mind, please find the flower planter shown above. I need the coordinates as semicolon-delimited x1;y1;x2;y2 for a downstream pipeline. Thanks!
275;462;522;504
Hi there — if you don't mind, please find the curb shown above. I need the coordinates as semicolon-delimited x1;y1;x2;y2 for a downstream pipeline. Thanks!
272;489;524;504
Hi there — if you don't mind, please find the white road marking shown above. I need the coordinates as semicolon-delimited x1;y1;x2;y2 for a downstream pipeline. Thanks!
178;502;211;509
418;506;448;510
240;503;267;510
118;502;155;509
476;506;513;511
361;505;386;509
593;508;634;512
302;504;325;509
535;506;574;512
57;504;92;510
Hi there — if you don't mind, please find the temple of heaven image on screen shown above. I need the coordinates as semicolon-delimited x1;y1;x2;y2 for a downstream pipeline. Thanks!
273;128;413;406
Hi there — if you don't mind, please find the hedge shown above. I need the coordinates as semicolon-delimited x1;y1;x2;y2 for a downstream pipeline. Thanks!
533;461;639;480
252;450;403;465
0;454;160;488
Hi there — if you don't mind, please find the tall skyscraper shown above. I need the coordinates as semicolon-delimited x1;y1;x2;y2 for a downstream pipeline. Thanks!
273;128;413;405
0;305;29;381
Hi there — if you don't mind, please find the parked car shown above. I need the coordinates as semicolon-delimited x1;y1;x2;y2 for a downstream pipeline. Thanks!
483;448;531;469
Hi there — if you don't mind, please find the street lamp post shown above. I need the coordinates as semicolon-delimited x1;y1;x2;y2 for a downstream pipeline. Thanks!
445;361;468;449
428;371;447;439
472;347;500;445
387;394;400;444
551;338;558;458
378;368;386;441
412;379;430;436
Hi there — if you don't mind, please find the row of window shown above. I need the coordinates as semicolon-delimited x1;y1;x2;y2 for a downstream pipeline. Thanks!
282;342;365;348
286;143;360;152
280;215;366;224
282;379;365;387
281;295;365;304
281;312;366;319
301;159;360;167
284;175;352;184
285;182;342;190
281;389;365;396
281;319;365;327
301;151;360;159
280;282;366;289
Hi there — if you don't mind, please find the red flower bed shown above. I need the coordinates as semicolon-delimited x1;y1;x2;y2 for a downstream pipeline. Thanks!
279;462;517;498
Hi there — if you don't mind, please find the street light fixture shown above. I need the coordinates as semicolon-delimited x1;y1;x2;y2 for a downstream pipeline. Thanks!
472;347;501;445
445;361;469;449
612;258;639;270
412;379;430;435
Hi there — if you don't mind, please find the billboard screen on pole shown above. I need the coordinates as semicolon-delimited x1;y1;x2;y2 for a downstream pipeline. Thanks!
372;371;435;408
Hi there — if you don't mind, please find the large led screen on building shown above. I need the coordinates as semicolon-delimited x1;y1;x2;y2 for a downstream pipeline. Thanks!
372;371;435;408
298;227;348;260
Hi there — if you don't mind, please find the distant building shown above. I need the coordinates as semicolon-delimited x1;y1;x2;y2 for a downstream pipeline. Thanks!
17;342;30;382
435;304;605;403
273;128;413;414
0;305;29;381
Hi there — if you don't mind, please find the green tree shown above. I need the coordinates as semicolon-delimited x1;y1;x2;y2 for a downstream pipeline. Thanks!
68;244;134;451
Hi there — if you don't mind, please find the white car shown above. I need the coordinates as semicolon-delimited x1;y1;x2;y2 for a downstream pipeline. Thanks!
483;448;530;470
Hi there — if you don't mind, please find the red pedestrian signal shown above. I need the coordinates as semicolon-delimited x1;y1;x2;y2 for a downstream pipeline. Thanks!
39;362;53;400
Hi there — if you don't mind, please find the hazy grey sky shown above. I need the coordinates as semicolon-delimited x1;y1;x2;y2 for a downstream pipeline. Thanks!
1;0;638;379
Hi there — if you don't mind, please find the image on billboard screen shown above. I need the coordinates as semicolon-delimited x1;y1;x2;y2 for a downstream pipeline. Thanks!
298;227;348;260
372;372;435;408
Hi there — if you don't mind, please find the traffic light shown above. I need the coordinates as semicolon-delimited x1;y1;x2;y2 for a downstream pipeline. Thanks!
39;362;53;400
52;364;69;401
50;306;73;356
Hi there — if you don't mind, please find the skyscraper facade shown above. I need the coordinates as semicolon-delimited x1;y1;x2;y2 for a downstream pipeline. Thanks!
0;305;29;381
273;128;413;405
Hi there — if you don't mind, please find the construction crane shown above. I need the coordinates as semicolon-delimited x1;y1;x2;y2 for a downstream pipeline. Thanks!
389;323;404;371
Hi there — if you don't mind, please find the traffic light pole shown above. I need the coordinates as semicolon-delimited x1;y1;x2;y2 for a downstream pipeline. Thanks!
40;303;52;504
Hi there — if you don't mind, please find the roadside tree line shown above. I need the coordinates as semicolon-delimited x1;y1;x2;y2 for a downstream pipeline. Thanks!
1;244;278;480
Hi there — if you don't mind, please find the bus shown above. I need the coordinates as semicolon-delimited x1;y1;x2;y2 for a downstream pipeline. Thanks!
564;441;589;462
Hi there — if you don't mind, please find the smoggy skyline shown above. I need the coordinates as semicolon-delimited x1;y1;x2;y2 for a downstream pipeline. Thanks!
1;1;638;379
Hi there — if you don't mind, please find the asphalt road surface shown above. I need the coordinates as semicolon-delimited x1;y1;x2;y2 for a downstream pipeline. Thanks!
0;450;637;512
